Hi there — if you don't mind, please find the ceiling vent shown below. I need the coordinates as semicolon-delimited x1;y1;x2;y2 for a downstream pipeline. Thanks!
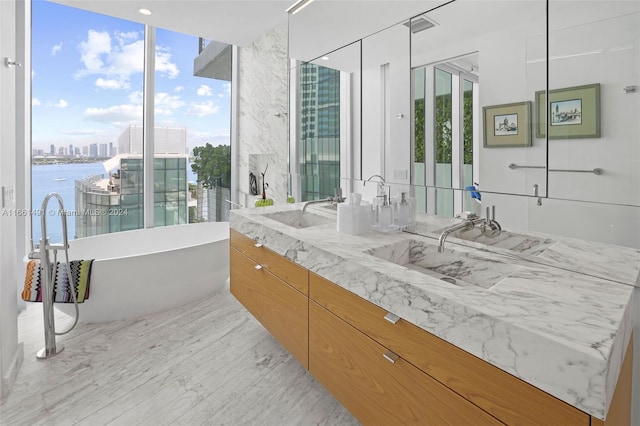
404;15;438;34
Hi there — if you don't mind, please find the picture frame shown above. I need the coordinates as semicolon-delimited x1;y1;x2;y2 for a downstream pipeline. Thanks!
535;83;600;139
483;101;532;148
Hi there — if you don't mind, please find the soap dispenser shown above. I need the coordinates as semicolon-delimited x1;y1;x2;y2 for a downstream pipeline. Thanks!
376;193;393;229
396;192;411;228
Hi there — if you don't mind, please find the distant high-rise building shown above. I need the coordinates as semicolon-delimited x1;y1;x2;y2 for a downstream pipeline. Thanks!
76;126;189;238
69;145;73;156
82;146;89;156
99;143;108;157
75;147;80;156
118;125;187;155
89;143;98;157
298;63;341;201
50;144;55;156
109;142;115;157
58;147;65;156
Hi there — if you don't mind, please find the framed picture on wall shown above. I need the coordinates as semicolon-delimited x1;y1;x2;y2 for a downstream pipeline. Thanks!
535;83;600;139
483;101;532;147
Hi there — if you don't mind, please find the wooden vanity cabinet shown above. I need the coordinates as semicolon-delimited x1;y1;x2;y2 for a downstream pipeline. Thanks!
229;232;309;369
309;301;502;425
230;229;308;295
309;272;590;426
230;230;632;425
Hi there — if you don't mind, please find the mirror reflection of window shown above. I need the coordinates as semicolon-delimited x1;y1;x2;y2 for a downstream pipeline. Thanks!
413;54;479;217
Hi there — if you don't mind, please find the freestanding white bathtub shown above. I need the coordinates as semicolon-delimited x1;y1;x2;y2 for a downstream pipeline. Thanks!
55;222;229;322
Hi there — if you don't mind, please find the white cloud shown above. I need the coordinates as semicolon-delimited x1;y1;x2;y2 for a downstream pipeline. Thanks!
32;98;41;106
129;90;143;105
75;29;179;88
51;42;63;56
156;49;179;79
155;92;186;115
222;82;231;95
84;104;142;125
174;85;184;93
53;99;68;108
58;128;99;136
197;84;212;97
115;31;140;45
95;78;129;90
77;30;111;76
187;101;220;117
107;39;144;76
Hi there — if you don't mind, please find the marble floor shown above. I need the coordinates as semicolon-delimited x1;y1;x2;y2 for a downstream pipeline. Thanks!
0;287;358;426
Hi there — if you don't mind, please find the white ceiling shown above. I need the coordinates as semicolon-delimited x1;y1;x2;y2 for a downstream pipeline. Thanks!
49;0;640;55
48;0;292;47
48;0;454;51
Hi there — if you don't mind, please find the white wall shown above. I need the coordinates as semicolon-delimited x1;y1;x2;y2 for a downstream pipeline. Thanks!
547;11;640;206
0;0;23;399
361;24;411;186
236;23;288;208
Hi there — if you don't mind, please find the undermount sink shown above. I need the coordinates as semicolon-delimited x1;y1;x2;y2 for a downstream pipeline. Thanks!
445;228;556;256
262;210;334;229
367;238;518;289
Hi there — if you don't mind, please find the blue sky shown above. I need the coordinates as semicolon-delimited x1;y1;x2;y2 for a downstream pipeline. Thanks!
31;0;231;153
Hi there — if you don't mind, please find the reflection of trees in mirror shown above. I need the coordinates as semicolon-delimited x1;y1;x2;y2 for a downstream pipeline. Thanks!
191;143;231;189
435;92;452;164
415;98;425;163
463;89;473;165
414;90;473;165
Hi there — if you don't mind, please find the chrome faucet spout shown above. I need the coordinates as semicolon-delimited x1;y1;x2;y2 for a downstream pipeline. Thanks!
437;220;476;252
438;207;502;252
364;174;385;186
301;197;333;214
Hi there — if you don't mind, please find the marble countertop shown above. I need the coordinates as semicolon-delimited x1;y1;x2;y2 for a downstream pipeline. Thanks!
230;204;639;420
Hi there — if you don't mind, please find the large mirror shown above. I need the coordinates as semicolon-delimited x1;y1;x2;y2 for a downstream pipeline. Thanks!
287;1;640;242
547;1;640;207
410;0;548;201
288;41;362;201
361;23;411;185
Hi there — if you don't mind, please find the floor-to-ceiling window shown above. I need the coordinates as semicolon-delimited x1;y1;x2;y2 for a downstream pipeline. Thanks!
31;2;232;242
31;2;144;242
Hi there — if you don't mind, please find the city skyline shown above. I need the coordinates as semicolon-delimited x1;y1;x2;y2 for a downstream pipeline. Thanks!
31;1;231;153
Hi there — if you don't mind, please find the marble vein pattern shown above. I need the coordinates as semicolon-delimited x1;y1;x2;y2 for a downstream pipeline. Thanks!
0;288;358;426
237;23;289;207
231;204;639;420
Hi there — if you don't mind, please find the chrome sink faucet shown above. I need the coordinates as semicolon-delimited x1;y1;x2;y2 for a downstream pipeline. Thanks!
363;174;386;196
301;188;345;214
437;206;502;252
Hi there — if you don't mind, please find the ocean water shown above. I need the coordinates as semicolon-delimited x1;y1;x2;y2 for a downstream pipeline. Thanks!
31;162;197;243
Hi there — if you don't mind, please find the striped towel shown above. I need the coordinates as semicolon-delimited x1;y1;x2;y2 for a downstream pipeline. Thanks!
22;259;93;303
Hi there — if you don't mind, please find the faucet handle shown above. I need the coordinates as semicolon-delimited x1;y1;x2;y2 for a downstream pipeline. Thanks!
486;205;497;221
481;205;501;237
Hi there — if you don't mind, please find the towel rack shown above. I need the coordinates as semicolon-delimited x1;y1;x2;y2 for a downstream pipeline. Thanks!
508;163;546;170
548;168;603;175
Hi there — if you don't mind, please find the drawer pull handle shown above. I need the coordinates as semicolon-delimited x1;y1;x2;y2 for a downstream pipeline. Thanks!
254;264;263;270
383;350;399;364
254;243;263;248
384;312;400;324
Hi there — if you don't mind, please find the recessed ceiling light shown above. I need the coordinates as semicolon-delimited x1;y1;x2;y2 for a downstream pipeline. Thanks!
138;8;152;16
321;56;330;61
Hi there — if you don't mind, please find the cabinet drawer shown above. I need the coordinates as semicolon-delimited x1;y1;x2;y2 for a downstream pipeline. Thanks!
230;248;308;369
231;229;308;295
309;301;502;425
309;272;589;426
